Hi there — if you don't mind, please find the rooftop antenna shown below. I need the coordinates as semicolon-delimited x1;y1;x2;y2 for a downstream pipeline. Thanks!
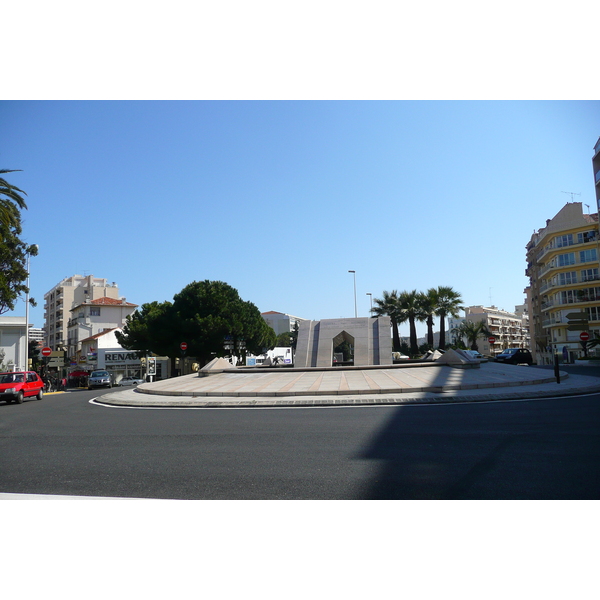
561;191;581;203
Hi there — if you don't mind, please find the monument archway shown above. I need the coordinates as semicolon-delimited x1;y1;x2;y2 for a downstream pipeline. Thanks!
294;317;393;368
332;330;355;365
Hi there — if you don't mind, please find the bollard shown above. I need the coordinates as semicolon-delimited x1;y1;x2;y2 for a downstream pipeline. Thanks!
554;354;560;384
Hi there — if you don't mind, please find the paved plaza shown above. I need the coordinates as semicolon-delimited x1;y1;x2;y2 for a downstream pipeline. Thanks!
97;362;600;408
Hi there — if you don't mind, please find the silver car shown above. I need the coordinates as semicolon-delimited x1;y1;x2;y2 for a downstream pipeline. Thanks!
88;370;112;390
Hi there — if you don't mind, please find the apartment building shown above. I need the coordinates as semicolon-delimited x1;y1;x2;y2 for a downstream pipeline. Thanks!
464;305;530;356
43;275;120;349
525;202;600;364
593;136;600;212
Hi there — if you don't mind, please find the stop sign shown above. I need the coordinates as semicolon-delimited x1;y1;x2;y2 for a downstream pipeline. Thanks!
580;332;590;342
180;342;188;351
41;347;52;357
488;336;496;344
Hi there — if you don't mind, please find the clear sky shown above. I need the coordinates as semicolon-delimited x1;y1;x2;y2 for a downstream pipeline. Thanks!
2;100;599;338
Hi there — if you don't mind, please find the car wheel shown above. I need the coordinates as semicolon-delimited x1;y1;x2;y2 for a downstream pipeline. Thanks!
88;386;92;390
15;391;24;404
36;389;44;400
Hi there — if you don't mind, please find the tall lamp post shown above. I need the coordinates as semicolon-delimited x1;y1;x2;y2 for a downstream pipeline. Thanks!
24;244;38;371
366;292;373;315
348;270;357;318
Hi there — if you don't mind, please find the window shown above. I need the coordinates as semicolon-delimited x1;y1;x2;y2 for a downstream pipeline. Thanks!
556;234;573;248
581;268;599;282
579;248;597;263
90;308;100;316
558;271;577;285
587;306;600;321
557;253;575;267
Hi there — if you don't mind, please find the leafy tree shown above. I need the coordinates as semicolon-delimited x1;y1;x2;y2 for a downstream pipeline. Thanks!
433;286;464;350
371;290;402;351
275;331;292;347
1;169;28;228
117;281;276;369
0;170;37;315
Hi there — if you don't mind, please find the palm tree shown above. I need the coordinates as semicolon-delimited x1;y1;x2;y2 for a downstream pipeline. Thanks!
0;170;28;228
421;288;438;348
371;290;401;351
434;286;464;350
398;290;428;356
457;320;492;351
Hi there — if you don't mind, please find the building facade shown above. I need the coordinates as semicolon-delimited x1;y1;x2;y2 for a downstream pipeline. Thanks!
67;296;137;362
593;136;600;212
464;305;530;356
43;275;120;349
525;202;600;364
261;311;307;336
0;317;26;371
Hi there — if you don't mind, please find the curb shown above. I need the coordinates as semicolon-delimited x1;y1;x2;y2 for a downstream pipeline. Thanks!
96;381;600;409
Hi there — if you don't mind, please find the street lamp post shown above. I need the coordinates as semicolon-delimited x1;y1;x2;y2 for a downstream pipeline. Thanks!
348;270;357;318
366;292;373;315
24;244;38;371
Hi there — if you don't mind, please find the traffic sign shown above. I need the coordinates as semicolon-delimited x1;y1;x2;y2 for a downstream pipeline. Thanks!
580;331;590;342
41;347;52;357
488;336;496;344
180;342;188;351
567;311;589;332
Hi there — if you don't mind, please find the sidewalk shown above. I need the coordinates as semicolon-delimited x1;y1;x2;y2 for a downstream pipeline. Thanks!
96;363;600;408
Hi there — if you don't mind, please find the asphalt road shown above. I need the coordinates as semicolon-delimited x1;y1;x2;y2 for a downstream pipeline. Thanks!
1;380;599;499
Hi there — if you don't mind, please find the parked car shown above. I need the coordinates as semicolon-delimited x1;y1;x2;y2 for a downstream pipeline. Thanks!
118;376;145;386
463;350;483;359
88;370;113;390
494;348;533;365
0;371;44;403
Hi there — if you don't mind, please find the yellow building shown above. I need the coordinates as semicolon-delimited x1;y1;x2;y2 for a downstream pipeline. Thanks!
525;202;600;364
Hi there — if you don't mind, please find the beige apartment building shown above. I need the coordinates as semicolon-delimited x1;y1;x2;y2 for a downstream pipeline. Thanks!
525;202;600;364
449;306;530;356
43;275;120;349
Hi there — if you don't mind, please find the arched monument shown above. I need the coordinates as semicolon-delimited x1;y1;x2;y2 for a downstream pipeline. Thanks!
294;317;393;368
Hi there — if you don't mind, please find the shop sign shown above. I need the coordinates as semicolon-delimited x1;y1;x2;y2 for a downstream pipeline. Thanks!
105;352;141;364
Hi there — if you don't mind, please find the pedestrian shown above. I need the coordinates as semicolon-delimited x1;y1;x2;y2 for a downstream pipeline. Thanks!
62;377;67;390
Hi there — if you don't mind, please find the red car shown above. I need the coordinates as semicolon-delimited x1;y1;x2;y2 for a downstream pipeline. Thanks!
0;371;45;404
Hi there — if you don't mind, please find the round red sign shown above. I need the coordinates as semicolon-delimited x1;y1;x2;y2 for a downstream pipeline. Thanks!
180;342;188;351
41;347;52;357
580;332;590;342
488;336;496;344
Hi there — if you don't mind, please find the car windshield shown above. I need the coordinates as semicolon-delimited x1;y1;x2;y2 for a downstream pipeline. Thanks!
91;371;109;377
502;349;518;355
1;373;24;383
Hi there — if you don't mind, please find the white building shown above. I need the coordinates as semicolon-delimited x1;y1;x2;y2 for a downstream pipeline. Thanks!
44;274;121;349
261;311;306;336
78;328;168;383
0;317;26;371
67;296;138;361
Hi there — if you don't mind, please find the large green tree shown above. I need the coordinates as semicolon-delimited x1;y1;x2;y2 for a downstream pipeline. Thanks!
117;280;277;370
371;290;402;351
434;286;464;350
0;170;37;314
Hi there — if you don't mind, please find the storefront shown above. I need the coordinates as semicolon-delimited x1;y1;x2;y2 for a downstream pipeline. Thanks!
99;349;143;384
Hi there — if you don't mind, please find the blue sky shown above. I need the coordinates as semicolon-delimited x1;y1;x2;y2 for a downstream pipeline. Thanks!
2;100;599;338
